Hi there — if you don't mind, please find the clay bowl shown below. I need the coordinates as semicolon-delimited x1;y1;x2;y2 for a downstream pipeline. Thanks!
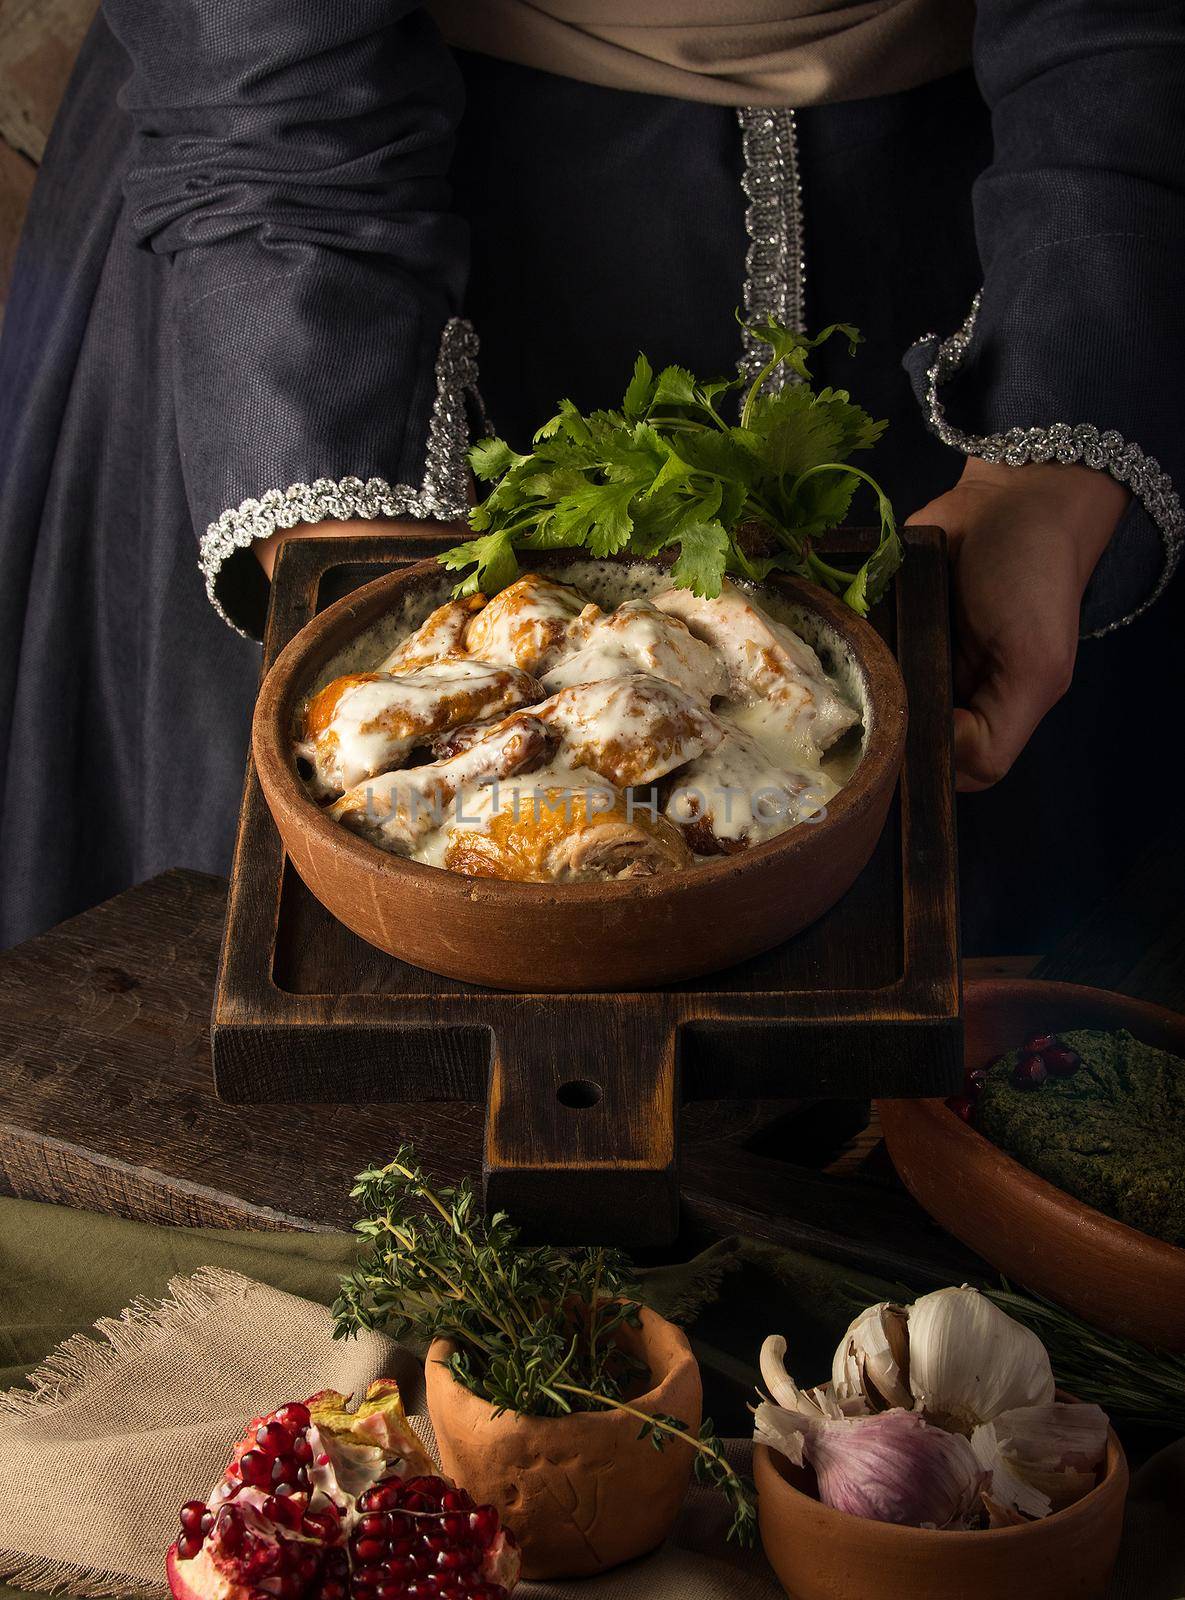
424;1307;702;1579
252;554;907;991
754;1407;1128;1600
878;978;1185;1350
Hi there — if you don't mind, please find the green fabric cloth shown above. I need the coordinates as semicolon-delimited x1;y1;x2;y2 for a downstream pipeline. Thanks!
2;1197;1181;1600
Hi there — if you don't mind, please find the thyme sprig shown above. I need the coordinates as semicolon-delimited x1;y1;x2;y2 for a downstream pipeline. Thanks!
333;1147;756;1544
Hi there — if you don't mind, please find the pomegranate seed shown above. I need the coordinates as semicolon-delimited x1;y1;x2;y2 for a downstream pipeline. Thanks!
322;1585;347;1600
964;1066;988;1096
1043;1045;1081;1077
179;1501;207;1534
437;1546;478;1571
256;1420;293;1455
1013;1053;1048;1090
947;1094;975;1122
357;1513;386;1537
317;1452;331;1467
470;1507;500;1547
354;1536;387;1563
217;1512;244;1554
239;1450;272;1487
276;1402;312;1432
175;1532;202;1560
442;1488;474;1512
1024;1033;1056;1053
292;1436;314;1466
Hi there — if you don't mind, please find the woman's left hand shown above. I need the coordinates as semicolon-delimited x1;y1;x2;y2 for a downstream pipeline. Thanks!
906;458;1128;792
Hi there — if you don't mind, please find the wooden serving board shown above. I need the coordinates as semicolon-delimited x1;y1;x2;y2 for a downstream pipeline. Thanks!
212;529;961;1244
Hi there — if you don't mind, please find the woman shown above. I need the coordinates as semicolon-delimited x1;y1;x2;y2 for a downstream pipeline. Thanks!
0;0;1180;953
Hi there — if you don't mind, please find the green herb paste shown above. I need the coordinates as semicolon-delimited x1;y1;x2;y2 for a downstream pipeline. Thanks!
976;1028;1185;1248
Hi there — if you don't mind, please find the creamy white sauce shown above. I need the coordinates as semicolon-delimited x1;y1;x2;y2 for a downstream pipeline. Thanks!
308;560;867;872
322;661;525;791
410;762;609;867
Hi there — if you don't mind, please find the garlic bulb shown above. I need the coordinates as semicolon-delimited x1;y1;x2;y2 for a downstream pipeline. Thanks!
832;1301;911;1411
907;1286;1054;1433
755;1403;986;1529
760;1335;847;1420
971;1401;1109;1519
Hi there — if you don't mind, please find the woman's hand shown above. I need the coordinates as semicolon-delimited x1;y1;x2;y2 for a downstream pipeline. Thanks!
907;459;1128;792
254;517;469;579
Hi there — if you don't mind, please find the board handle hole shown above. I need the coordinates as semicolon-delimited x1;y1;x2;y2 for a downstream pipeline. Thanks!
556;1078;602;1109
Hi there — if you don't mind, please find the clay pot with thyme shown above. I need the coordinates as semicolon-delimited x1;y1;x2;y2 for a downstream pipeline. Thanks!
333;1149;755;1579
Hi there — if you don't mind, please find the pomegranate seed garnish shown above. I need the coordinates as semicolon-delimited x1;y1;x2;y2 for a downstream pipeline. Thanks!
470;1507;500;1547
276;1402;312;1432
1043;1045;1081;1077
239;1449;272;1488
256;1420;293;1455
947;1094;975;1122
178;1500;207;1534
1013;1053;1048;1090
1024;1033;1056;1053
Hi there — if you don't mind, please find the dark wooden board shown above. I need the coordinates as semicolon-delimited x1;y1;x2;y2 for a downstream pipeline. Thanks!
212;530;962;1243
0;868;977;1286
2;852;1182;1279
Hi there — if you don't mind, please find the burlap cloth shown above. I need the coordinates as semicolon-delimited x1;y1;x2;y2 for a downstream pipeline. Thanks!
0;1268;778;1600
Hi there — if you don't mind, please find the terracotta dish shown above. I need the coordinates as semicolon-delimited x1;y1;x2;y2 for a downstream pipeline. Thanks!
252;555;907;990
425;1308;702;1579
879;978;1185;1350
754;1405;1128;1600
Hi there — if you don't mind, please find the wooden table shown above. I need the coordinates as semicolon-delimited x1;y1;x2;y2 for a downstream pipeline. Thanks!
1;842;1182;1289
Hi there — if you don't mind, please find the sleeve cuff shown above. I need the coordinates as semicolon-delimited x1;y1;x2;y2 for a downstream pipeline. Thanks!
905;294;1183;635
197;317;481;638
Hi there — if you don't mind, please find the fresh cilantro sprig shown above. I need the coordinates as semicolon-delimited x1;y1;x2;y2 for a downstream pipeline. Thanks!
440;317;902;616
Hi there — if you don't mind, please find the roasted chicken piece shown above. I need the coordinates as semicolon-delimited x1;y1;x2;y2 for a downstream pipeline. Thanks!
652;580;859;754
375;594;487;673
542;598;729;702
665;726;837;854
299;659;544;795
329;713;553;854
463;573;591;673
443;783;692;882
534;673;724;788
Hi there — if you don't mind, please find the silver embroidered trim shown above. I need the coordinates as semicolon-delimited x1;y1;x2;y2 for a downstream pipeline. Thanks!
198;316;480;635
737;107;806;386
916;293;1183;635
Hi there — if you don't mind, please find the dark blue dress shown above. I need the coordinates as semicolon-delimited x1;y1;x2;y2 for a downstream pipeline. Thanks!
0;0;1181;954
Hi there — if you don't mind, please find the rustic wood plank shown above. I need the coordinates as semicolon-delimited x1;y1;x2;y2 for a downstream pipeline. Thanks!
0;870;792;1235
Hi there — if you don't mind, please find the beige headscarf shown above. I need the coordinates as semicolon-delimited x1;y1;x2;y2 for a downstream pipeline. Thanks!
429;0;975;108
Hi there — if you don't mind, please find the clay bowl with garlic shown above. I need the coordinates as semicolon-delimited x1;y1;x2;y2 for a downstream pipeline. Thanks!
252;553;907;991
878;978;1185;1351
754;1401;1128;1600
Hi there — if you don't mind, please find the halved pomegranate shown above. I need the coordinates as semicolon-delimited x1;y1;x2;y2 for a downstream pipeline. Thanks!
167;1381;519;1600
